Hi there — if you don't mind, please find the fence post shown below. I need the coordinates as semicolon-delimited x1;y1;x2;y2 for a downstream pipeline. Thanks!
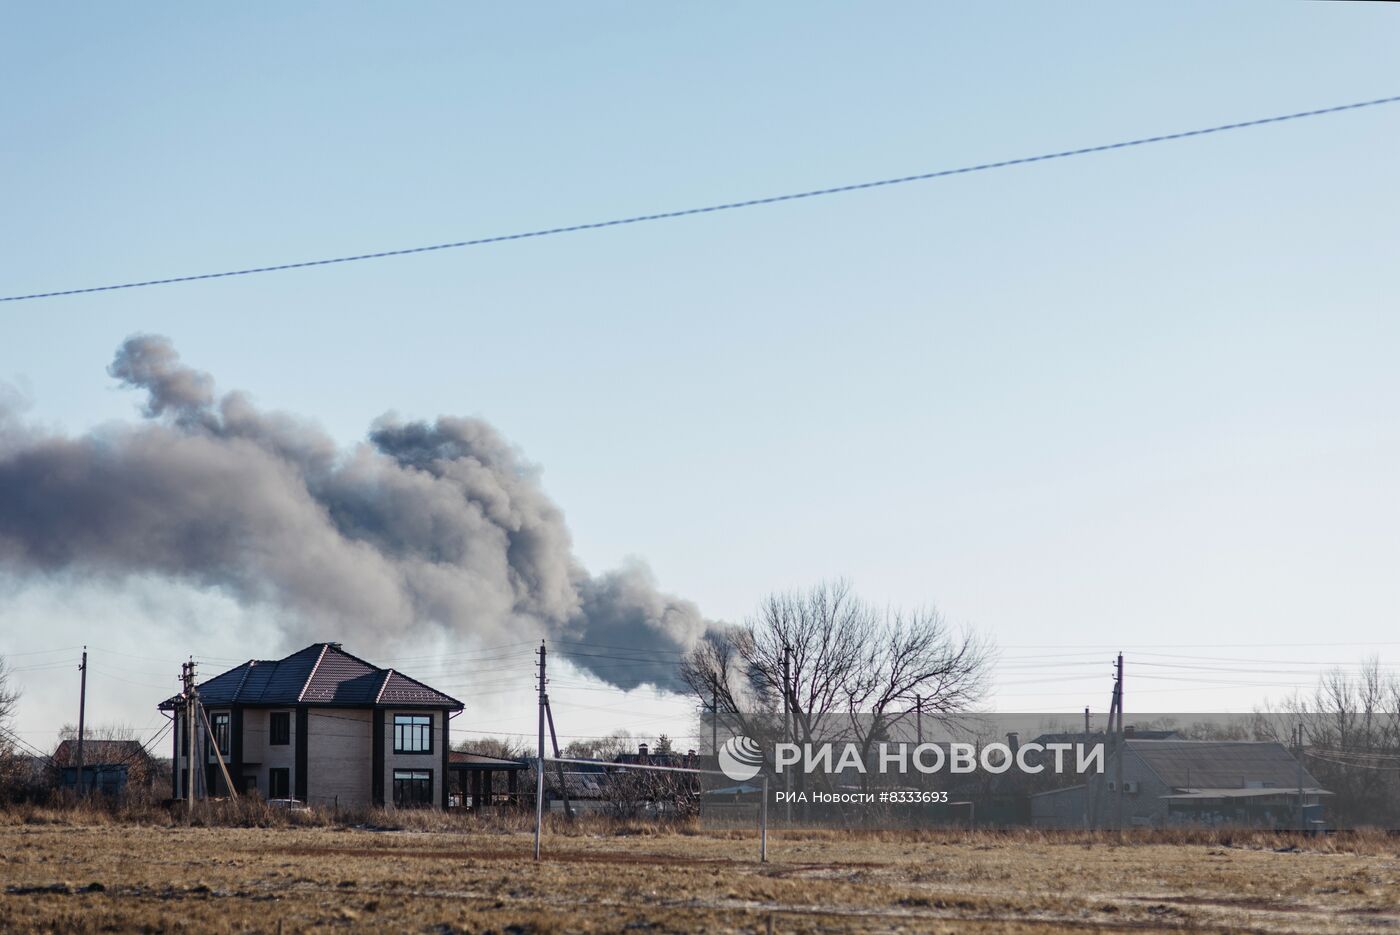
760;775;768;863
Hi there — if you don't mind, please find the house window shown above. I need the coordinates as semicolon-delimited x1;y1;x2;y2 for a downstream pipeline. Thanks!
393;714;433;754
210;712;230;756
268;768;290;799
269;711;291;746
393;769;433;808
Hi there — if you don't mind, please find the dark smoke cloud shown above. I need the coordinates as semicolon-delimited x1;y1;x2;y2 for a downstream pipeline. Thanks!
0;335;705;689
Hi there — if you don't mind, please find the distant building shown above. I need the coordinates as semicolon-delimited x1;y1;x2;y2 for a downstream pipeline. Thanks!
542;744;710;814
1031;726;1179;746
1031;740;1329;828
50;739;157;797
158;642;463;810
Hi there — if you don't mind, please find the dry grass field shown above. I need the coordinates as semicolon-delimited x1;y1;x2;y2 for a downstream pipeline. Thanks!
2;809;1399;934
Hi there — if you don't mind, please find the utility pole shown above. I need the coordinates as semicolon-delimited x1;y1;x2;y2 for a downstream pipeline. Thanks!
542;692;572;819
1083;706;1090;829
1295;723;1305;832
1114;653;1124;833
534;641;546;861
76;647;87;797
182;659;197;814
914;694;924;791
1101;659;1122;831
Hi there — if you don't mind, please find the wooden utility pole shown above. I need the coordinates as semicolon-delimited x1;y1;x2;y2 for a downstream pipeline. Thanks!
1083;706;1091;829
1295;723;1305;831
542;693;572;818
182;659;197;814
1100;661;1122;830
199;704;238;798
1114;653;1124;832
75;647;87;797
533;641;546;860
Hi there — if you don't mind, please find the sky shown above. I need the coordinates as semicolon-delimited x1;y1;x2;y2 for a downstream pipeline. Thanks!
2;3;1398;754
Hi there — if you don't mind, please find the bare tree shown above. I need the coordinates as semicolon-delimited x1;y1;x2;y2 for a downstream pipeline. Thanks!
842;606;991;787
561;730;635;760
1271;656;1400;827
0;656;23;799
56;722;138;743
0;656;18;740
454;735;531;760
681;580;992;787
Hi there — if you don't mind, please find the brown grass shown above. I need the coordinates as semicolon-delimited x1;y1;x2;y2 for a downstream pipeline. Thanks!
2;805;1398;933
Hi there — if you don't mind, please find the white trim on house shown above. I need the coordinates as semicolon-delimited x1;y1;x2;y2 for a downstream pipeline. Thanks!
297;644;330;703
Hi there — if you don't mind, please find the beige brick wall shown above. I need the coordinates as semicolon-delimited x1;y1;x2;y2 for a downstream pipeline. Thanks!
239;709;296;799
307;709;372;808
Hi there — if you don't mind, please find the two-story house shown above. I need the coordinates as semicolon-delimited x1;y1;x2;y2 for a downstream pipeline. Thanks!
160;642;463;809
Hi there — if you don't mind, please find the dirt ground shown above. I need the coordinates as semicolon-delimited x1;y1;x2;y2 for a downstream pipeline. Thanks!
2;820;1399;934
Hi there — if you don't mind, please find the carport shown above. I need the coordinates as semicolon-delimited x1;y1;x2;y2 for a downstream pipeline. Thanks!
448;751;529;811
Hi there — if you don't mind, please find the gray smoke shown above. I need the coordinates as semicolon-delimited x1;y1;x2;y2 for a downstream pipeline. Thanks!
0;335;706;690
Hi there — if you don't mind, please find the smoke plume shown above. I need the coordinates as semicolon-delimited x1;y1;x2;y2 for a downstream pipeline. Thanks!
0;335;706;689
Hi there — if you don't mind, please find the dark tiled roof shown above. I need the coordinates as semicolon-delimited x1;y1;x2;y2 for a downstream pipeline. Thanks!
379;671;454;705
302;646;380;704
1128;740;1323;791
52;739;151;767
256;645;325;701
158;643;462;711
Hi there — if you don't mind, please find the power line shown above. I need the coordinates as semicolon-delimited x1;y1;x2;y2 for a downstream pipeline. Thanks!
0;646;83;657
1304;751;1400;771
1003;639;1400;650
3;93;1397;305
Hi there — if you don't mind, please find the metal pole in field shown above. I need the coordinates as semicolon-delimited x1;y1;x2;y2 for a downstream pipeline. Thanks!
914;694;924;790
760;775;768;863
75;647;87;797
534;640;546;861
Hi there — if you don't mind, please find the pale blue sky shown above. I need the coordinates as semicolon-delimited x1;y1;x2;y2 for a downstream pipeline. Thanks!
2;3;1398;745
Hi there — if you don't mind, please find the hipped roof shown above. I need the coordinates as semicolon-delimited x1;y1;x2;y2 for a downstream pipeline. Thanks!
158;643;462;711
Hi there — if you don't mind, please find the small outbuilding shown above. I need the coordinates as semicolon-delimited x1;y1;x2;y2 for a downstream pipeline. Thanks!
1030;740;1329;829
